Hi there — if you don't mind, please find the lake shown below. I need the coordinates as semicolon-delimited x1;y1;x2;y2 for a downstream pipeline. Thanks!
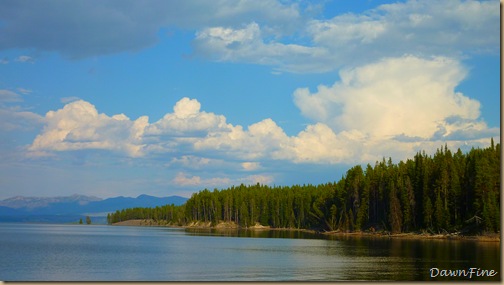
0;223;500;281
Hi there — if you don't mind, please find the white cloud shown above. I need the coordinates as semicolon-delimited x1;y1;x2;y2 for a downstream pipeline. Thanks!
29;97;271;161
291;55;498;163
308;14;387;46
28;79;497;167
294;56;483;140
308;0;499;55
173;97;201;118
282;124;366;164
146;97;230;137
193;22;328;73
193;118;291;160
193;0;498;73
26;97;308;164
28;100;147;157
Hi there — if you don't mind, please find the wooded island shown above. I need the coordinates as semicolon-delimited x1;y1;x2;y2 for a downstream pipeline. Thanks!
108;140;500;235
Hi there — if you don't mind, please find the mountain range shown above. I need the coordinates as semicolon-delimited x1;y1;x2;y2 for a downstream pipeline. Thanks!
0;194;188;224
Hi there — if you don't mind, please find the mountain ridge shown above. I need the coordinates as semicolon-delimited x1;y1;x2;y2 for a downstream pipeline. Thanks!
0;194;188;224
0;194;103;209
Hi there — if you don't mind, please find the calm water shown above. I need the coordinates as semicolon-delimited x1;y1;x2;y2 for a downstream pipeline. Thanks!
0;223;500;281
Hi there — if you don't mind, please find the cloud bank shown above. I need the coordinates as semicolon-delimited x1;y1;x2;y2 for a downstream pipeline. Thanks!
192;0;498;72
28;56;498;172
0;0;497;73
0;0;302;59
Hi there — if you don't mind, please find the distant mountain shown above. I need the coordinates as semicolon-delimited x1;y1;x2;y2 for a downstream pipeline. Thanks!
0;194;102;209
0;206;24;216
0;194;188;224
81;194;188;213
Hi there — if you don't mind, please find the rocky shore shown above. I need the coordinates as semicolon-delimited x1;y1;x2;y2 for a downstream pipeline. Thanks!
112;219;500;242
321;230;500;242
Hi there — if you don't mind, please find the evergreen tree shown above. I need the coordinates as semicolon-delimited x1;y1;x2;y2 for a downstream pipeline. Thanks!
389;180;402;233
107;140;499;234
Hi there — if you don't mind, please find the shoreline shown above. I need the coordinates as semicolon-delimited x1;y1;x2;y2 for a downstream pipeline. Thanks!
321;230;501;242
111;219;500;242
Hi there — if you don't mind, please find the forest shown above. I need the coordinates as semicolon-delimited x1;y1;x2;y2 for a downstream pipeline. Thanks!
108;139;500;234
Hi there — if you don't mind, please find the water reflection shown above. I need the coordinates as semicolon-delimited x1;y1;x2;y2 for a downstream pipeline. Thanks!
1;223;499;281
184;227;324;239
325;235;501;281
184;228;500;281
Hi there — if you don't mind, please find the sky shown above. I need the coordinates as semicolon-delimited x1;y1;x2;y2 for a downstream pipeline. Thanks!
0;0;500;199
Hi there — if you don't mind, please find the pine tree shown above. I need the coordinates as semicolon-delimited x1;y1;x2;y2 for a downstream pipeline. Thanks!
107;140;499;234
389;180;402;233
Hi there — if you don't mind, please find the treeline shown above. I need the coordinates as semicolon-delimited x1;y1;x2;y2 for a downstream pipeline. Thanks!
108;140;500;234
107;204;186;225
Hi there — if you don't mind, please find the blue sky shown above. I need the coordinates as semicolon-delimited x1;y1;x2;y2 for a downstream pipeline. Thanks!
0;0;500;199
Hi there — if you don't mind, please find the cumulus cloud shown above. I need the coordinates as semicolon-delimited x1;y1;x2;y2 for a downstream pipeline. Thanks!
283;124;367;164
193;118;291;160
28;100;147;157
294;56;484;140
28;74;497;167
28;97;347;164
28;97;254;160
146;97;230;137
291;55;498;162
